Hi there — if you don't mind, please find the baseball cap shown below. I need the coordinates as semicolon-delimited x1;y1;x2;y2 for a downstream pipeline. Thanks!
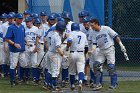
25;17;33;22
15;13;23;19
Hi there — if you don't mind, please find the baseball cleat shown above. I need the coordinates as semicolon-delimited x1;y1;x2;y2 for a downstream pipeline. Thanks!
92;84;102;91
78;83;82;93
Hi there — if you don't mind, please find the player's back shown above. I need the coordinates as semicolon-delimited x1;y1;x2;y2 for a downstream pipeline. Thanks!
46;31;61;53
69;31;88;51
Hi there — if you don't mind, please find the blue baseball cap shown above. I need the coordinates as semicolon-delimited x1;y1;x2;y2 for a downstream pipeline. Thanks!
34;18;41;24
25;17;33;22
15;13;23;19
7;14;15;19
24;10;31;15
1;13;7;19
82;17;90;23
40;12;47;16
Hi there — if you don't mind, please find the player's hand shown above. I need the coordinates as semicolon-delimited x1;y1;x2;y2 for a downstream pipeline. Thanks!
120;45;126;53
33;47;38;53
3;44;7;52
26;42;30;48
88;51;93;56
14;43;21;49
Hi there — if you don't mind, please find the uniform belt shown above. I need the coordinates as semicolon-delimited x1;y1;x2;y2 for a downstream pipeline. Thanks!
25;44;36;47
70;51;84;53
39;43;44;45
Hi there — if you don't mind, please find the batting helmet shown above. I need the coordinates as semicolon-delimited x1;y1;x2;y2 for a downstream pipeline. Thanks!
71;23;80;31
78;10;89;17
34;18;41;24
82;17;90;23
57;17;64;22
56;21;66;32
55;13;62;18
62;11;71;19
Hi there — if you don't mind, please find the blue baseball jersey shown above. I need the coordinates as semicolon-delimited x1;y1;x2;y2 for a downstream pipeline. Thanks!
5;24;25;52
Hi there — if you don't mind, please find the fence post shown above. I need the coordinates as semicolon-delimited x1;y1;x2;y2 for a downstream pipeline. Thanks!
108;0;112;27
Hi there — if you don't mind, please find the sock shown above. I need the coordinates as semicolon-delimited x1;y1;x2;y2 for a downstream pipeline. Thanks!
9;69;15;81
84;76;88;80
78;72;84;83
62;68;68;81
75;75;78;80
1;64;6;75
70;75;75;85
90;69;95;82
25;68;29;80
32;68;37;80
111;74;117;87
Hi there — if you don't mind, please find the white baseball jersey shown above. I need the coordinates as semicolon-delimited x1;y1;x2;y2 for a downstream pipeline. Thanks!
42;22;50;32
46;30;62;77
46;31;61;53
68;31;88;51
0;25;3;43
37;25;45;43
25;26;39;44
1;22;11;37
92;26;118;50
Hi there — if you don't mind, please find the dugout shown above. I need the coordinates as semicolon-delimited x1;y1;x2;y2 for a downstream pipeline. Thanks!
0;0;18;15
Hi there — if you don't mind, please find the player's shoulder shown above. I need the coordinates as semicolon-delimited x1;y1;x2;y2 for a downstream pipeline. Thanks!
32;25;38;29
101;25;112;30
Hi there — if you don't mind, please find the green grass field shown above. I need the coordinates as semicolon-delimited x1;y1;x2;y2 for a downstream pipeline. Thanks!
0;77;140;93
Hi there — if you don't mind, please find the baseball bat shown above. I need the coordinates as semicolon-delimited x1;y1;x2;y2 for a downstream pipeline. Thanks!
38;52;47;68
123;52;129;61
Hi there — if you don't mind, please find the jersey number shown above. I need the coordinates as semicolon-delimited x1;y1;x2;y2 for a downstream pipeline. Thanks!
104;38;108;43
49;37;51;45
77;35;81;44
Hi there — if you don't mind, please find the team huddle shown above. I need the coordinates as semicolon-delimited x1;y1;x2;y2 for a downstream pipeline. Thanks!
0;10;127;92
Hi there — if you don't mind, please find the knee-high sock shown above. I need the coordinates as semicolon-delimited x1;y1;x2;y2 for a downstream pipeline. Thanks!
62;68;68;81
9;69;16;81
78;72;84;83
70;75;75;85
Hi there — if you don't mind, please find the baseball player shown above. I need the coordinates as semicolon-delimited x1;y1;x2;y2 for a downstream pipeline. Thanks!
1;13;15;78
0;24;3;76
0;13;8;24
67;23;88;92
80;17;98;86
89;18;127;90
24;16;40;85
77;10;90;83
61;12;74;85
34;18;46;79
22;10;31;28
44;21;66;92
40;12;49;30
5;13;27;86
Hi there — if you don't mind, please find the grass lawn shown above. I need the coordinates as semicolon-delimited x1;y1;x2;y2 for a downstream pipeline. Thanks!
0;78;140;93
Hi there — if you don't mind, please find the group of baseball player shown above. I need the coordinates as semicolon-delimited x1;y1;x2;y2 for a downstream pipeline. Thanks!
0;9;127;92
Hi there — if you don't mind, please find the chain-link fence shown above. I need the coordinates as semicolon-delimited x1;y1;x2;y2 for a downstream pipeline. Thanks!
31;0;140;78
105;0;140;79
